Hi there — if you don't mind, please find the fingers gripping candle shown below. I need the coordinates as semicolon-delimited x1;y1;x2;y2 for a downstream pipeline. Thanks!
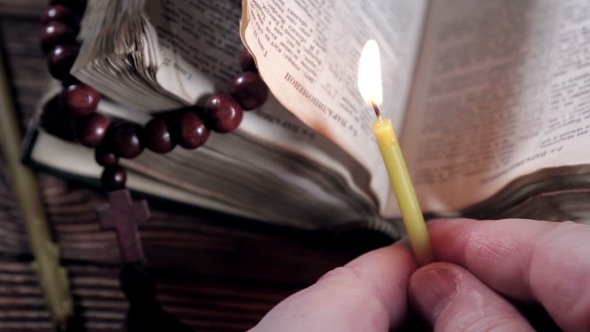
358;40;434;266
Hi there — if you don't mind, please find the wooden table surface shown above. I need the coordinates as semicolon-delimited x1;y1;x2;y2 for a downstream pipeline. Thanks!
0;2;387;331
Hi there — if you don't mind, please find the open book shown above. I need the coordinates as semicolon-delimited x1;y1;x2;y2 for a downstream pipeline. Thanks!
25;0;590;239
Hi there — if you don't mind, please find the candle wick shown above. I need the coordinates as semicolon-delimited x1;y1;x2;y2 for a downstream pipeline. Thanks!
371;101;382;120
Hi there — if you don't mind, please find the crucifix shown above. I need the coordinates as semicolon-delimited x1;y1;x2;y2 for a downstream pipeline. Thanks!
95;189;192;332
96;189;150;263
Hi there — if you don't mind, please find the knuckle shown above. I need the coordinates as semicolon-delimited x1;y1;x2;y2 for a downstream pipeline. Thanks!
463;227;518;265
317;266;360;283
317;265;391;319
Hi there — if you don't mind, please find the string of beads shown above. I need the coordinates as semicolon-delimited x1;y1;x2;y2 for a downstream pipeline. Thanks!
38;0;268;191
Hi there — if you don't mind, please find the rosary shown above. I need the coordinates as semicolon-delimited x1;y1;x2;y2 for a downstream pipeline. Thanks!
39;0;267;330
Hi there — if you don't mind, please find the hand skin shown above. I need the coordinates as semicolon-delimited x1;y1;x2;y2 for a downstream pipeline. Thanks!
249;218;590;332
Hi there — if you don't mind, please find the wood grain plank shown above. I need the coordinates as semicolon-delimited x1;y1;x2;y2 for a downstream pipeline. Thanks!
0;258;315;331
0;0;45;19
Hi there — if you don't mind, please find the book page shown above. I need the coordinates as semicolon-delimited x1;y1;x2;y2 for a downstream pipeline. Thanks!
142;0;383;210
144;0;243;104
240;0;429;213
399;0;590;214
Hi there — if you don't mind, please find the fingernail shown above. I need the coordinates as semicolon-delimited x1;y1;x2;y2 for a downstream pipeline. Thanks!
409;268;457;324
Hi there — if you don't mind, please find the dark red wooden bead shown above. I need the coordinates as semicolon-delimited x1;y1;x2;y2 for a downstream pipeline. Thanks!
49;0;85;14
203;94;243;133
229;72;268;110
39;21;76;54
172;111;210;149
111;123;145;159
60;83;100;116
144;118;175;153
95;145;119;167
101;166;127;191
41;5;77;27
40;96;77;142
47;45;79;80
75;113;110;147
240;48;257;72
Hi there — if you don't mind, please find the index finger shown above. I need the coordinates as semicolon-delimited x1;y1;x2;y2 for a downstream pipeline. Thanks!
249;243;417;332
428;218;590;332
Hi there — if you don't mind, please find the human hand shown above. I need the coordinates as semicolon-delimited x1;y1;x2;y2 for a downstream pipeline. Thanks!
248;218;590;332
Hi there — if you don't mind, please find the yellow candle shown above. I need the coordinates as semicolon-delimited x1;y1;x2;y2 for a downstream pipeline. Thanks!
372;118;434;266
0;51;73;324
359;40;434;266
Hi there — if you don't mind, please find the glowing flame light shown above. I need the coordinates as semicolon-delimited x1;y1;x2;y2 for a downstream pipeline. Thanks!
357;40;383;106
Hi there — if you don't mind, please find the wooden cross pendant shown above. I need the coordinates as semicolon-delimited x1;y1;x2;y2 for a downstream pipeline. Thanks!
96;189;150;263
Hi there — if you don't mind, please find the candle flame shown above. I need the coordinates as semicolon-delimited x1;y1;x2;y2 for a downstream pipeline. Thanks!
358;40;383;106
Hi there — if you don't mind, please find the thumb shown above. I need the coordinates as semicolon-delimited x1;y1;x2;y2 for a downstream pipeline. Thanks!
408;263;533;331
